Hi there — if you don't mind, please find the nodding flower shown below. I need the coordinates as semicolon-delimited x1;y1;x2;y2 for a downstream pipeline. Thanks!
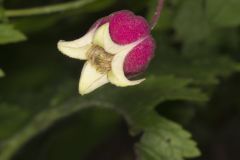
57;10;155;95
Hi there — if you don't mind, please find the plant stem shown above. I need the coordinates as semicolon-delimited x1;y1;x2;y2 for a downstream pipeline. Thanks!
150;0;165;30
5;0;95;18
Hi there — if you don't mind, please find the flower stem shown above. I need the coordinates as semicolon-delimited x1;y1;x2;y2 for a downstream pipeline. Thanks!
5;0;95;18
150;0;165;30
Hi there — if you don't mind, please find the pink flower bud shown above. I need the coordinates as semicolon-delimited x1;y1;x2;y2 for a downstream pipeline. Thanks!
58;10;156;95
91;10;155;76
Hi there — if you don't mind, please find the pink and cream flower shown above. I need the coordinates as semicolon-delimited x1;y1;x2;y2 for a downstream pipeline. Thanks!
58;10;155;95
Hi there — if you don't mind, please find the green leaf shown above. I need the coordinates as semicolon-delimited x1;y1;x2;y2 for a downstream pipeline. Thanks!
107;76;204;160
0;66;207;160
136;113;200;160
207;0;240;27
150;33;240;85
0;69;4;78
174;0;210;43
0;24;26;44
152;51;240;85
0;7;5;21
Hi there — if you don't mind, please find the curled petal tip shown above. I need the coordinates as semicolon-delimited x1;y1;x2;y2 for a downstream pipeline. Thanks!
79;62;109;95
58;40;91;60
57;29;96;60
107;38;147;87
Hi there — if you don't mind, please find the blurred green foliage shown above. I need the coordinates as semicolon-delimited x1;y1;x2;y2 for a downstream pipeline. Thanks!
0;24;26;44
0;0;240;160
207;0;240;27
0;68;4;77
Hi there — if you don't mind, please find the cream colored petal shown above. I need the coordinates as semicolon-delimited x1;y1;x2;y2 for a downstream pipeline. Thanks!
103;23;136;54
57;43;91;60
93;23;139;55
79;62;109;95
57;28;96;60
108;38;146;87
92;24;106;48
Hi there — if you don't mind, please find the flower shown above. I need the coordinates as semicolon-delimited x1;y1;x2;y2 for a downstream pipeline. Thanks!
57;10;155;95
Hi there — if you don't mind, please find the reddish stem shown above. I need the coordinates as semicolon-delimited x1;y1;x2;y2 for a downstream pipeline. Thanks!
150;0;165;30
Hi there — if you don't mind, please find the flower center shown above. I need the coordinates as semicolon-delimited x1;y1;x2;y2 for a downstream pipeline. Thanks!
87;45;114;73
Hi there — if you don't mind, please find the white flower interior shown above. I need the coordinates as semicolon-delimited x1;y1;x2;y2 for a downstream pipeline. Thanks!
58;23;146;95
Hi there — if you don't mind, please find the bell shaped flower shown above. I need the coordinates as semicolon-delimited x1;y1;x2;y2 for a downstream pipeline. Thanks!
57;10;155;95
